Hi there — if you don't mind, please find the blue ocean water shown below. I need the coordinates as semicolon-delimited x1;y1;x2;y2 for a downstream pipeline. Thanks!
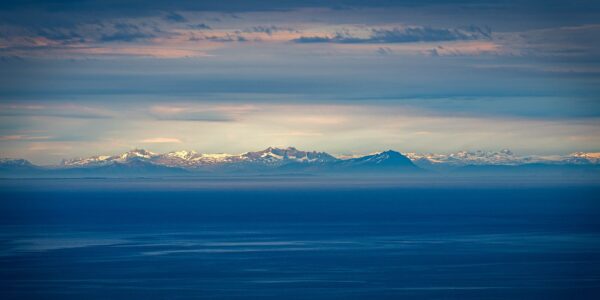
1;180;600;299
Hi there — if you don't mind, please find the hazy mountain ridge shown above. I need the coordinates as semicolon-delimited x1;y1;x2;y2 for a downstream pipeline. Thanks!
57;148;600;170
405;150;600;167
1;147;599;177
1;147;417;177
60;147;338;168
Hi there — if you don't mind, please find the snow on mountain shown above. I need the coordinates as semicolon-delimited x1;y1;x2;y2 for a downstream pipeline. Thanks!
152;147;338;168
53;147;600;171
240;147;338;165
406;149;524;166
61;147;339;169
567;152;600;164
61;149;158;167
333;150;418;172
165;150;198;160
3;147;600;177
406;150;600;166
348;150;414;165
119;149;155;160
153;151;240;168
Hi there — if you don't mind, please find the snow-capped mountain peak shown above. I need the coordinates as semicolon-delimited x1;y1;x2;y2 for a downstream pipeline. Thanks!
355;150;414;165
60;146;339;168
406;149;600;167
165;150;199;160
56;147;600;171
241;147;338;164
119;149;156;160
569;152;600;164
62;149;158;167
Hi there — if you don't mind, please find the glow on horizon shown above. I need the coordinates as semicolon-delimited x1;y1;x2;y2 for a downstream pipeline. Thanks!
1;102;598;164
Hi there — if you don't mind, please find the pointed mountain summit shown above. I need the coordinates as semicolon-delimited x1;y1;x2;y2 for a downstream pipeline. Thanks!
352;150;415;165
337;150;418;171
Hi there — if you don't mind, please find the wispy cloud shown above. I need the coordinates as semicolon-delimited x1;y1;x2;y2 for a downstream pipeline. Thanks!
424;41;502;56
294;26;491;44
149;104;256;122
164;12;187;23
493;24;600;57
100;23;156;42
188;23;212;30
271;131;323;137
0;1;598;164
0;104;114;119
27;142;73;152
141;137;182;144
0;135;52;141
242;25;297;36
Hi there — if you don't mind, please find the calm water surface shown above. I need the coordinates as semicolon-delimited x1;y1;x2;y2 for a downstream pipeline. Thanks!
1;180;599;299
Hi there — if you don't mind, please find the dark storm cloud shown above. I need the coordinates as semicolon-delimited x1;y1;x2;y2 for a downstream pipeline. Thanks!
295;26;491;44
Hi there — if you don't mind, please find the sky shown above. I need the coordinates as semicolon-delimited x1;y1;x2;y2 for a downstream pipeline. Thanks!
0;0;599;164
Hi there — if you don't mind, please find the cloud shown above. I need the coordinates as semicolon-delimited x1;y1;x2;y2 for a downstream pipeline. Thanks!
243;25;296;36
0;104;114;119
293;36;334;43
164;12;187;23
423;42;502;56
141;137;182;143
149;104;255;122
4;1;599;17
493;24;600;58
188;23;212;30
100;23;156;42
34;27;85;44
371;26;491;43
66;45;208;58
201;33;249;42
376;47;393;55
0;135;51;141
271;131;323;137
294;26;491;44
27;142;73;152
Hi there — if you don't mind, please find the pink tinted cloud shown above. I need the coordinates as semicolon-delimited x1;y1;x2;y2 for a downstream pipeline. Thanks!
141;137;183;144
0;135;52;141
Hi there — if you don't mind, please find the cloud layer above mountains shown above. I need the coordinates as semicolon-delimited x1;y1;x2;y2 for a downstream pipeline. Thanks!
0;1;599;163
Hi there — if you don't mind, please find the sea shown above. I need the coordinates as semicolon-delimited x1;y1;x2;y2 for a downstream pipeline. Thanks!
1;177;599;299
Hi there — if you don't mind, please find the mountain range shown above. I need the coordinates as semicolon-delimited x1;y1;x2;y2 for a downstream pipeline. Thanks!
405;149;600;167
1;147;599;177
